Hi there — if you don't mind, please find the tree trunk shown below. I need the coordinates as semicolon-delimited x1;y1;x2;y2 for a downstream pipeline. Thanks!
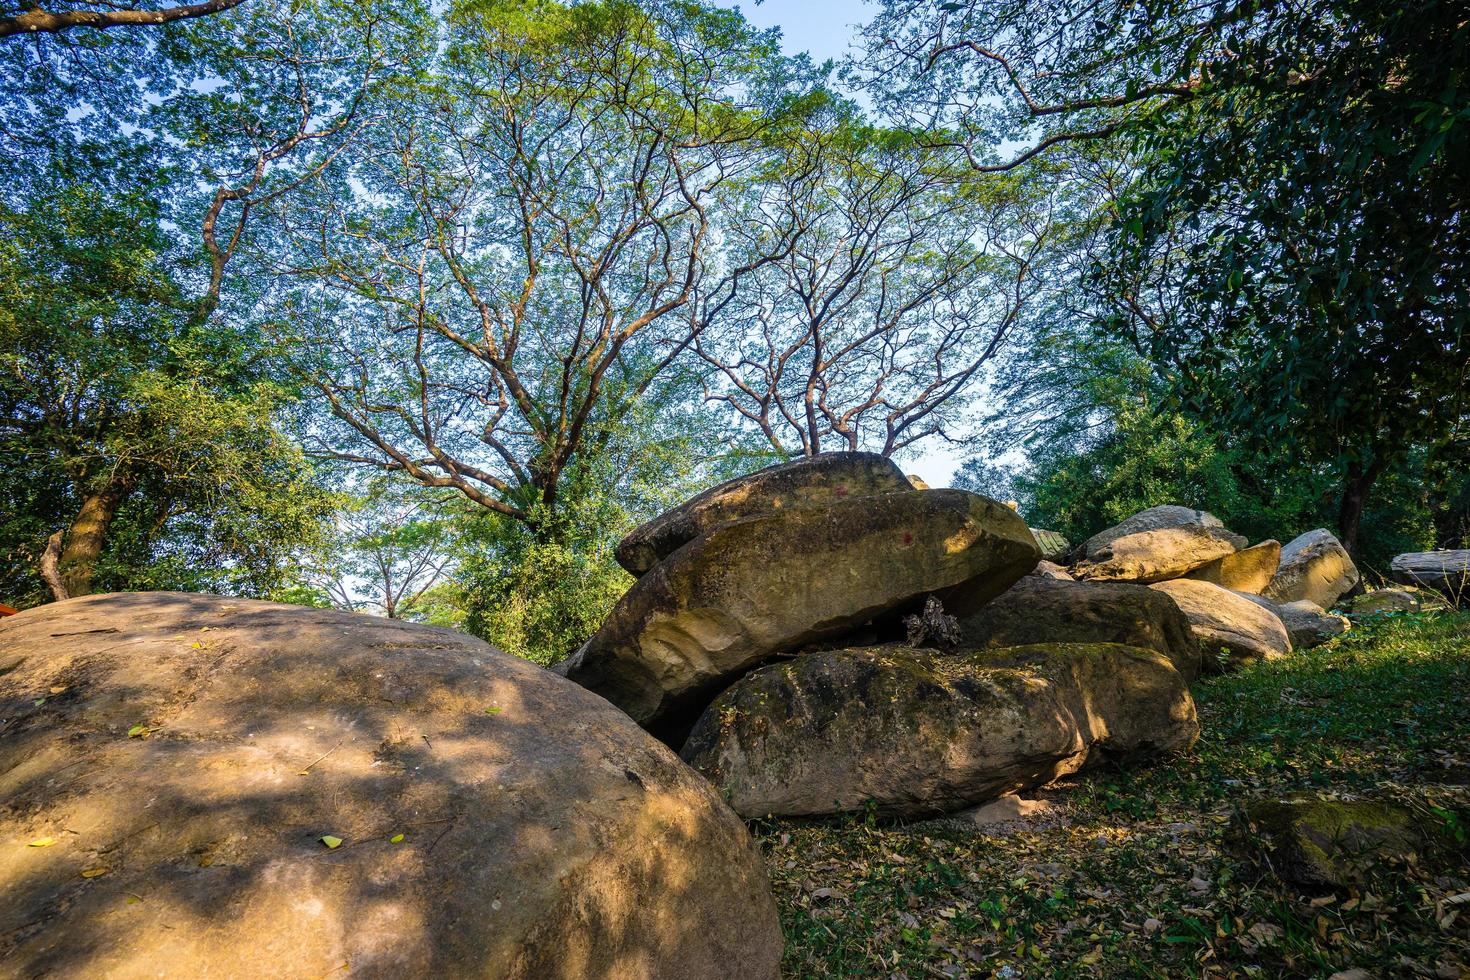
57;476;132;598
39;531;68;603
1337;459;1383;556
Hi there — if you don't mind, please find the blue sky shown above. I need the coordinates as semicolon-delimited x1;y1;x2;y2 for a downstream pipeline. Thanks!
738;0;876;65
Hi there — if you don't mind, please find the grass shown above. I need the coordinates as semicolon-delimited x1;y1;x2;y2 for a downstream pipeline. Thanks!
756;610;1470;978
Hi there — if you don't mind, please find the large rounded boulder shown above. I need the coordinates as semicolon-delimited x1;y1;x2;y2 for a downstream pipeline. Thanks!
681;643;1198;819
0;593;781;979
558;489;1039;743
957;576;1203;680
615;452;913;576
1263;529;1359;609
1073;505;1247;583
1150;579;1292;670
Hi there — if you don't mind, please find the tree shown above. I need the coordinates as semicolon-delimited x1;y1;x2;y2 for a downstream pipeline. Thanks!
0;0;247;39
0;143;330;603
266;0;796;534
693;96;1055;457
1094;0;1470;552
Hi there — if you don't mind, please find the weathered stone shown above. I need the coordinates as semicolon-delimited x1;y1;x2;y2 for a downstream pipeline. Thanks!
1263;529;1359;609
0;593;781;980
907;474;932;490
1183;540;1281;593
1029;528;1071;562
958;576;1203;680
1150;579;1291;671
1276;599;1350;648
1390;549;1470;603
1079;505;1238;558
1073;523;1247;583
615;452;913;576
1347;588;1450;615
560;489;1039;743
1029;560;1075;581
681;643;1198;819
1234;794;1468;888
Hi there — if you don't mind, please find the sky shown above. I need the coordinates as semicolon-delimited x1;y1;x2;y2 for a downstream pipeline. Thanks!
734;0;972;488
737;0;877;65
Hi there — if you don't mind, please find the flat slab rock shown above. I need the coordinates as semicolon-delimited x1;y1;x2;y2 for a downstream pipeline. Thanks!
615;452;913;576
681;642;1199;819
1390;549;1470;599
1150;579;1292;671
958;576;1203;680
0;593;780;980
559;488;1039;744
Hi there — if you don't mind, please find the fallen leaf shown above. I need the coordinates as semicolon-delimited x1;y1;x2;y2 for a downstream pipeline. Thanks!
81;867;107;878
320;835;343;849
390;833;405;844
127;724;150;738
484;706;503;714
28;837;56;847
49;686;67;694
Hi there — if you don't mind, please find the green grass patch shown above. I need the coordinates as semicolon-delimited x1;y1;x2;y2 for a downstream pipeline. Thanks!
758;611;1470;978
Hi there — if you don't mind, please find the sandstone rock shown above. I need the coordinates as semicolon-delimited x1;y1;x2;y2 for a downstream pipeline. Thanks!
1150;579;1291;671
1029;560;1074;581
1276;599;1350;648
1073;522;1247;583
1263;529;1359;609
1390;549;1470;603
1346;588;1449;615
907;474;932;490
1029;528;1071;562
1079;505;1238;558
0;593;781;980
559;489;1039;743
1183;540;1281;593
681;643;1198;819
958;576;1202;680
615;452;913;576
1234;794;1468;889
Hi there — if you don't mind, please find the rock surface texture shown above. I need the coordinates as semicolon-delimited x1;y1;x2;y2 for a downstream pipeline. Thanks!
1276;599;1350;649
614;451;913;576
1390;549;1470;602
681;643;1198;819
1073;506;1248;584
1263;529;1360;609
1182;540;1281;593
958;576;1203;680
1150;579;1292;670
559;489;1039;742
0;593;782;980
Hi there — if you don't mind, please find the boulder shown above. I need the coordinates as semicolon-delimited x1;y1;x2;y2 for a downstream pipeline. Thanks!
1183;540;1281;593
907;474;932;490
558;489;1039;743
1029;560;1074;581
1346;588;1449;615
1390;549;1470;603
958;576;1202;680
1262;529;1359;609
1073;523;1247;584
1276;599;1349;648
1078;505;1237;558
1234;795;1468;889
1149;579;1291;671
0;593;781;980
615;452;913;576
1029;528;1071;562
681;643;1198;819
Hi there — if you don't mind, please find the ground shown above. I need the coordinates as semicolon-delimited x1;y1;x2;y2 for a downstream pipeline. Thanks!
757;610;1470;978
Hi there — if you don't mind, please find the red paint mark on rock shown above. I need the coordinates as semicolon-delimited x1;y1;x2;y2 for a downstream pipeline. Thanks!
903;532;914;546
